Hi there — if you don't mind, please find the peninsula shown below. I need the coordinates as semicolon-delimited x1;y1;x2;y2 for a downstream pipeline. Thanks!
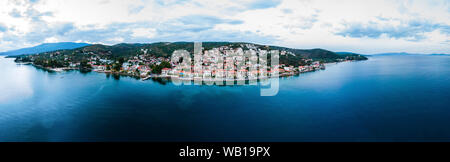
12;42;368;80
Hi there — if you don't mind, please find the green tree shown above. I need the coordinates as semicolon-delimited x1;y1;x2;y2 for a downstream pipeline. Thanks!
80;60;91;69
159;61;171;69
151;61;172;74
112;63;121;72
152;65;162;74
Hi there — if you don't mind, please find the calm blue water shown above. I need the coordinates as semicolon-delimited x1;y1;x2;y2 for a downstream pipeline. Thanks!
0;55;449;142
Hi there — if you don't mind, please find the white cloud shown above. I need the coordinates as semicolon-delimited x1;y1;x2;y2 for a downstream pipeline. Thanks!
107;37;124;43
44;36;58;43
132;28;156;38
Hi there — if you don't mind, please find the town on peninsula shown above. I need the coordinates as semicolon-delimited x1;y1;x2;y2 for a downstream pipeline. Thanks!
12;42;368;81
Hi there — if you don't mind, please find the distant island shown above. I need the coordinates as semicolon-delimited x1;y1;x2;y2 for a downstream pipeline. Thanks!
370;52;450;56
11;42;368;81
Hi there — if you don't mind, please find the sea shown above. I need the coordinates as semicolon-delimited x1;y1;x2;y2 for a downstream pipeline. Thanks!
0;55;449;141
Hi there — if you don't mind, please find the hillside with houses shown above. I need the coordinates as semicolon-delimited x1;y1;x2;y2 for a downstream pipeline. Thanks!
13;42;367;80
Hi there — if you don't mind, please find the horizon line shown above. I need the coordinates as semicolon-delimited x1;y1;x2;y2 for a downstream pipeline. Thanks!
1;41;449;56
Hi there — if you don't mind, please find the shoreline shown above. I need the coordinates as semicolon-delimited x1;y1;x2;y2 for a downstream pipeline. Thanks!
16;59;366;82
21;62;339;82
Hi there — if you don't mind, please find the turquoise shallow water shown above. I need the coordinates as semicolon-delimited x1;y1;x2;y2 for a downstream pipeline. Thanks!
0;55;449;142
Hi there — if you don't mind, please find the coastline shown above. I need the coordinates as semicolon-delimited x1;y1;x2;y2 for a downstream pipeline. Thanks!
15;59;369;82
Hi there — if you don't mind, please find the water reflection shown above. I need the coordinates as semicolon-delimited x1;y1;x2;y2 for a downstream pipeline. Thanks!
80;69;92;75
113;74;120;80
151;78;169;85
0;57;33;103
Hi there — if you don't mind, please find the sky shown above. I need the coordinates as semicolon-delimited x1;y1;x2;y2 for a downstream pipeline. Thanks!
0;0;449;54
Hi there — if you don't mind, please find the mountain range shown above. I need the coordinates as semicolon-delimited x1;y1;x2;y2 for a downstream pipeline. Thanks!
6;42;368;66
0;42;90;56
3;42;448;58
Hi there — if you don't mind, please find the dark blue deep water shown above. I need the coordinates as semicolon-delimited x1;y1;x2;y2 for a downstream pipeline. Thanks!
0;55;449;142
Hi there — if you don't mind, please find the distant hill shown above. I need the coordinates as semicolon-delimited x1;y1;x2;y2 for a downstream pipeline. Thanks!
430;54;450;56
336;52;365;55
373;52;450;56
0;42;90;56
81;42;368;65
373;52;416;56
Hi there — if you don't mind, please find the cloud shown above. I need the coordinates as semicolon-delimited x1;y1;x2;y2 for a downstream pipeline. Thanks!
54;23;76;35
9;9;23;18
56;17;271;45
292;13;319;30
152;0;281;11
0;18;274;46
180;15;243;25
5;0;53;23
98;0;110;4
0;0;449;54
1;22;75;44
248;0;282;9
154;0;192;6
24;7;53;22
173;15;243;32
281;8;293;14
128;5;145;15
131;28;156;38
336;18;450;41
149;29;278;45
441;25;450;35
0;23;7;32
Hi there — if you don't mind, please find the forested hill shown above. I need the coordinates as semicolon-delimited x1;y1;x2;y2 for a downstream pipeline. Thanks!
16;42;368;66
